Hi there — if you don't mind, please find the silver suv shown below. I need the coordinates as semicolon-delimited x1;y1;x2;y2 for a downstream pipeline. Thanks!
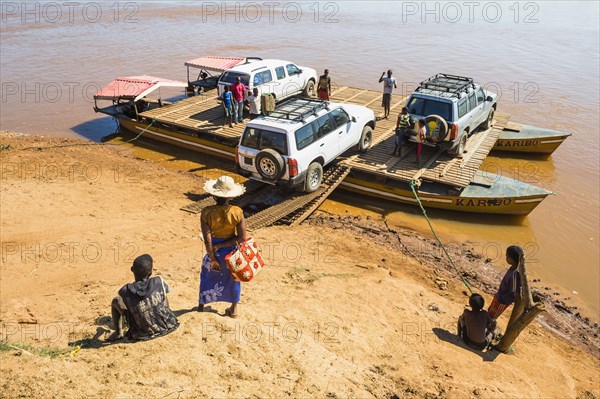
405;74;497;155
236;98;375;192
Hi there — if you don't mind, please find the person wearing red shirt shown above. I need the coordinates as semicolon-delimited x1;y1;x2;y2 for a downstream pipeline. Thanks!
231;77;247;124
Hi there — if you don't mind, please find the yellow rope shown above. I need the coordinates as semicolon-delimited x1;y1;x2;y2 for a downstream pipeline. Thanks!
409;180;474;294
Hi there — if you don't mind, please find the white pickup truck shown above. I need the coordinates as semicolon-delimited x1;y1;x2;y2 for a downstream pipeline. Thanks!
218;59;318;101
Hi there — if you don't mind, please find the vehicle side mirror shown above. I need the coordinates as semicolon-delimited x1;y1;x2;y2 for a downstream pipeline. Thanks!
297;69;302;74
351;116;357;123
486;96;493;102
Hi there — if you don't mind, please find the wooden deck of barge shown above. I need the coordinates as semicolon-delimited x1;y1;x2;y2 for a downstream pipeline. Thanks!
138;86;510;188
342;113;509;188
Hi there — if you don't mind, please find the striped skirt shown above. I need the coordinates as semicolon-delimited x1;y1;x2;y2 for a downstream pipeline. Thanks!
488;294;510;320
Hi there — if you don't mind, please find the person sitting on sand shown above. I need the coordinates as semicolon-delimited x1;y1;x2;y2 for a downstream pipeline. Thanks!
109;254;179;341
458;293;497;351
488;246;524;320
199;176;247;318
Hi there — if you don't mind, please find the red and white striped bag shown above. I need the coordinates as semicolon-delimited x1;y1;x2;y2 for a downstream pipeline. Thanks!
225;238;265;282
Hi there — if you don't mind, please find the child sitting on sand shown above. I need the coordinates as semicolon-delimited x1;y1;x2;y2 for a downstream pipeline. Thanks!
108;254;179;341
457;293;497;351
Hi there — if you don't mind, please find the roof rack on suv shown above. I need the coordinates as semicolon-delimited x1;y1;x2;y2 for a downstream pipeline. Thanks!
266;98;330;123
415;73;475;98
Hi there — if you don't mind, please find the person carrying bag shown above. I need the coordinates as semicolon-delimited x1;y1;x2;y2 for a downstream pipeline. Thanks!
199;176;247;318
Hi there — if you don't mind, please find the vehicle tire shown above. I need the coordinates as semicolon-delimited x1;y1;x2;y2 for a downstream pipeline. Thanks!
304;162;323;193
423;114;449;142
482;108;494;130
358;125;373;153
255;149;285;181
303;79;315;97
451;133;468;157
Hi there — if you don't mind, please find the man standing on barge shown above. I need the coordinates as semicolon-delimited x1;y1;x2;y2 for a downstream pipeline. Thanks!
379;70;397;119
231;76;247;124
318;69;331;100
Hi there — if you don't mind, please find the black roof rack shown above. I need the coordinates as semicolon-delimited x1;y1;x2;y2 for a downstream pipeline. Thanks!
266;98;330;123
415;73;476;98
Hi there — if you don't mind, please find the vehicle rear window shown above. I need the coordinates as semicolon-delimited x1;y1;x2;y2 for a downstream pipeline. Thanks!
423;100;452;120
295;122;317;150
407;97;452;121
407;97;426;115
220;72;250;86
241;127;288;155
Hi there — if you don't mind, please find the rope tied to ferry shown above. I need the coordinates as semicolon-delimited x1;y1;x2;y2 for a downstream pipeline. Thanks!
0;119;155;152
409;179;474;294
122;118;155;143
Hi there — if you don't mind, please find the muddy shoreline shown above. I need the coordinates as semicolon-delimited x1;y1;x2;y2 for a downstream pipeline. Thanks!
307;212;600;358
2;131;598;356
1;132;598;398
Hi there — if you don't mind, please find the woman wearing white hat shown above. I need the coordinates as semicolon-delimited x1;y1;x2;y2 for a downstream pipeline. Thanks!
199;176;247;318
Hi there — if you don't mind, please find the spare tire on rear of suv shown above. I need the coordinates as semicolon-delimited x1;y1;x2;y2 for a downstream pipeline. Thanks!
255;149;285;181
423;114;449;143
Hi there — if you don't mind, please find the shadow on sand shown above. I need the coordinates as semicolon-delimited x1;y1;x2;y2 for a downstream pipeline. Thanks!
432;328;501;362
70;308;202;349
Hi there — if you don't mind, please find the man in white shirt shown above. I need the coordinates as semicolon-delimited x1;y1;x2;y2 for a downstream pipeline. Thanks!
246;88;261;119
378;70;397;119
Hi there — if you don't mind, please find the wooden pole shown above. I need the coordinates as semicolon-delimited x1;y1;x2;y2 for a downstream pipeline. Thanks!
507;295;525;328
518;255;534;309
496;255;545;353
496;302;545;353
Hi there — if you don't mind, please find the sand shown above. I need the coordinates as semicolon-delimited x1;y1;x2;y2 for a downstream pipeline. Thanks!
1;132;598;399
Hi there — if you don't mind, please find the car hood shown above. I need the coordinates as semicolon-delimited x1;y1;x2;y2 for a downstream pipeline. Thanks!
340;103;375;119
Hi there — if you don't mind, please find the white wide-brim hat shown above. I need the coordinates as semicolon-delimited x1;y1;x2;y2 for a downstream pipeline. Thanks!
204;175;246;198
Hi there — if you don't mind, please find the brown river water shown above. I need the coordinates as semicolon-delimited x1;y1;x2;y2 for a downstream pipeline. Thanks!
1;1;598;318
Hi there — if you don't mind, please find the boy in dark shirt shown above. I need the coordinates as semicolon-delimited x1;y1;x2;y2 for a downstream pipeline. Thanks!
318;69;331;100
488;246;524;319
458;293;497;351
393;107;413;155
108;254;179;342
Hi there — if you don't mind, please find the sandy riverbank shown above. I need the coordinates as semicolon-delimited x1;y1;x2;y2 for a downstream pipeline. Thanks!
0;132;598;398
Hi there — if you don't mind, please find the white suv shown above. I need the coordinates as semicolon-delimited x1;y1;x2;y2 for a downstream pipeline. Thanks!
236;99;376;192
406;74;498;155
218;59;318;101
